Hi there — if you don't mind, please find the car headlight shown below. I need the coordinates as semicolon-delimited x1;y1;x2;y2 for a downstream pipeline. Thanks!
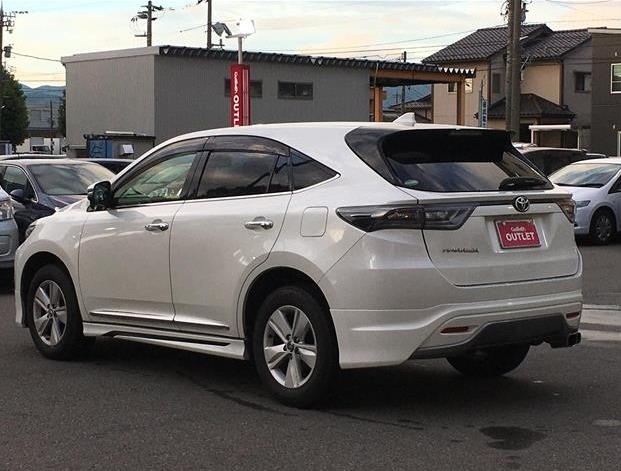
0;199;14;220
575;200;591;208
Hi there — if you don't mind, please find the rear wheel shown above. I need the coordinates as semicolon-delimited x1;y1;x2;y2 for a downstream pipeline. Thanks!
588;209;615;245
252;285;337;408
26;264;93;360
447;344;529;377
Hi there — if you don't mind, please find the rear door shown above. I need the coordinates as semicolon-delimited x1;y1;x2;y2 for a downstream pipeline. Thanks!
369;128;580;287
170;136;292;335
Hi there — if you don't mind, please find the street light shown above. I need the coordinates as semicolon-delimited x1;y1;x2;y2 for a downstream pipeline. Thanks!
211;19;255;126
212;19;255;64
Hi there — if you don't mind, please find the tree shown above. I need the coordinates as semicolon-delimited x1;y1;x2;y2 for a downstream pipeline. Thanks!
1;67;29;146
58;88;66;137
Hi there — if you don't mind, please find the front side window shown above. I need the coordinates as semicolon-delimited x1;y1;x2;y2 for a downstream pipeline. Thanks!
1;166;29;194
278;82;313;100
196;151;281;199
114;152;197;206
612;64;621;93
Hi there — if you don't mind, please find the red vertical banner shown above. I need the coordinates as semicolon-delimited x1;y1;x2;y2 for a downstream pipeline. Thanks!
230;64;250;127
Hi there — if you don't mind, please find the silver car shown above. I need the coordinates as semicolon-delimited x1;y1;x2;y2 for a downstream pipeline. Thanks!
0;186;19;268
549;157;621;244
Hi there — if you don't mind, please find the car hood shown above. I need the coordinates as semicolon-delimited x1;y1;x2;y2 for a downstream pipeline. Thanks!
47;194;85;208
554;185;600;202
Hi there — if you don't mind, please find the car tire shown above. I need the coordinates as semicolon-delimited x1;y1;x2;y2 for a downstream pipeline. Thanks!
447;344;530;377
588;209;615;245
252;285;337;408
26;264;93;360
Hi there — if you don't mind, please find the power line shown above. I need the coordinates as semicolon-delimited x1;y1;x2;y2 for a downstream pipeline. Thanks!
11;52;61;63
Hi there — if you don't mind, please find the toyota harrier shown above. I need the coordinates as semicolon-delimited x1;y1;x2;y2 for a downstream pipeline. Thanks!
14;123;582;406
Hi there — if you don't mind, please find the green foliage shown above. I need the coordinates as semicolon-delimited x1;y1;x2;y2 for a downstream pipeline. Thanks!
58;88;66;137
1;67;29;146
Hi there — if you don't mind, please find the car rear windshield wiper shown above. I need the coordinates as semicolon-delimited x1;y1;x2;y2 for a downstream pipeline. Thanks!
498;176;549;191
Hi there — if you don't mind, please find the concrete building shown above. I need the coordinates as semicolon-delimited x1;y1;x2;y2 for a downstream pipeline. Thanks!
61;46;473;157
423;25;621;155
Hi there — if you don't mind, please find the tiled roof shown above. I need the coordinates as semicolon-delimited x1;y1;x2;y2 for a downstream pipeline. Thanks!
487;94;576;119
423;25;590;64
159;46;474;76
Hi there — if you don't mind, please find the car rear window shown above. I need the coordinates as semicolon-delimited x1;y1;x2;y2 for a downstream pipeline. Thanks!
346;128;551;192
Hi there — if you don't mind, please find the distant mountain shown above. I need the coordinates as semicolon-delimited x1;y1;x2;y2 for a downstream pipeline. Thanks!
21;84;65;103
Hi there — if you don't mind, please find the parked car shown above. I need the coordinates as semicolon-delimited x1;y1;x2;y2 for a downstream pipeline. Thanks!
14;123;582;407
519;146;590;176
84;158;134;174
549;157;621;244
0;153;65;161
0;159;114;241
0;186;19;269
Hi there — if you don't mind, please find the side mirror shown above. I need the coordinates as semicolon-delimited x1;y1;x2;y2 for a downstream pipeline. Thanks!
87;181;112;211
10;188;29;203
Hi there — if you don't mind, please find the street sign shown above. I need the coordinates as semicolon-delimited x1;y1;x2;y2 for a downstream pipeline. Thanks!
230;64;250;127
480;98;488;128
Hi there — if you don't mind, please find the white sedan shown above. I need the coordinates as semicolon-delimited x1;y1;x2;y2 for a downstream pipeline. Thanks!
550;158;621;244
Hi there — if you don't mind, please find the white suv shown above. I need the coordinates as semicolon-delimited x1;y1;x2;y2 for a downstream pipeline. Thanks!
15;123;582;406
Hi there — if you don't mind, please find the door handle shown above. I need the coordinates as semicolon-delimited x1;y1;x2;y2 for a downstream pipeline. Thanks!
145;221;169;232
244;218;274;230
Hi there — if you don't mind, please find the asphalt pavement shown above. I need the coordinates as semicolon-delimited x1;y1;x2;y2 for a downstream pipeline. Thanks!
0;240;619;471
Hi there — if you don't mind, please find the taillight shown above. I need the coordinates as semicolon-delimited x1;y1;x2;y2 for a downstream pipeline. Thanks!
336;204;475;232
557;198;576;224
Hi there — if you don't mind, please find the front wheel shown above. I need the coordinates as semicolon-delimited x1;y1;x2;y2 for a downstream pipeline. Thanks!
26;264;93;360
447;344;529;377
252;285;337;408
589;210;615;245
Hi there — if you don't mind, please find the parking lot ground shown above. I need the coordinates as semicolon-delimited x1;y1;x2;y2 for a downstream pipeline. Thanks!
1;242;620;471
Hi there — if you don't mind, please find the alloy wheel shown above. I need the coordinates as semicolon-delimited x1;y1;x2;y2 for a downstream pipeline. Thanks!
32;280;68;346
595;213;613;243
263;305;317;389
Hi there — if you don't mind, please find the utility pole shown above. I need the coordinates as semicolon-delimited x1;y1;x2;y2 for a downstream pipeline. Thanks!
505;0;522;141
207;0;212;49
400;51;407;114
49;100;54;154
133;1;163;47
0;4;23;142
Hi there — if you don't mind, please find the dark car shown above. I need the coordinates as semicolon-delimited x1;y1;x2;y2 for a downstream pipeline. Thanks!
0;159;114;241
519;147;591;176
85;158;134;174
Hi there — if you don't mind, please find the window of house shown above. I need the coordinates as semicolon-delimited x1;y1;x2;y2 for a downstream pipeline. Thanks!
278;82;313;100
612;64;621;93
492;73;501;94
448;78;473;94
224;79;263;98
575;72;592;93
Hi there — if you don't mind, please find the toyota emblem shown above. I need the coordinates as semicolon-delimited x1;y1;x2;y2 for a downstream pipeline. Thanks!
513;196;530;212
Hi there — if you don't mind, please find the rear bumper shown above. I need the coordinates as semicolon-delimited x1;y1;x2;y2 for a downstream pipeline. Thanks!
330;290;582;369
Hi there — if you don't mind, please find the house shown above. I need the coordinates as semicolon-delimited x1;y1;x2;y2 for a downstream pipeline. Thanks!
61;46;473;157
423;25;621;155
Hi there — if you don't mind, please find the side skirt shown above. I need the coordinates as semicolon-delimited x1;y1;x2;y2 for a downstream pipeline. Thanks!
82;322;246;360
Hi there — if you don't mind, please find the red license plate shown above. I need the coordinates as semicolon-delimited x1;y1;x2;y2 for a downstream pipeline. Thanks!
495;219;541;249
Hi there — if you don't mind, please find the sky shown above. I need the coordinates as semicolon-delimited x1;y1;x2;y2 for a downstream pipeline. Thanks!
4;0;621;88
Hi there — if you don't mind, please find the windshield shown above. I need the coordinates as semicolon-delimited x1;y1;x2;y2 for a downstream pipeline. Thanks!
549;163;621;188
30;163;114;195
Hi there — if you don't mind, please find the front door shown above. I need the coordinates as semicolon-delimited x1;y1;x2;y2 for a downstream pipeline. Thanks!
79;145;203;327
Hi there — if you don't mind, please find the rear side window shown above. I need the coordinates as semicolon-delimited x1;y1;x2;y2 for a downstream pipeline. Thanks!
346;128;550;192
291;151;337;190
197;151;280;198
